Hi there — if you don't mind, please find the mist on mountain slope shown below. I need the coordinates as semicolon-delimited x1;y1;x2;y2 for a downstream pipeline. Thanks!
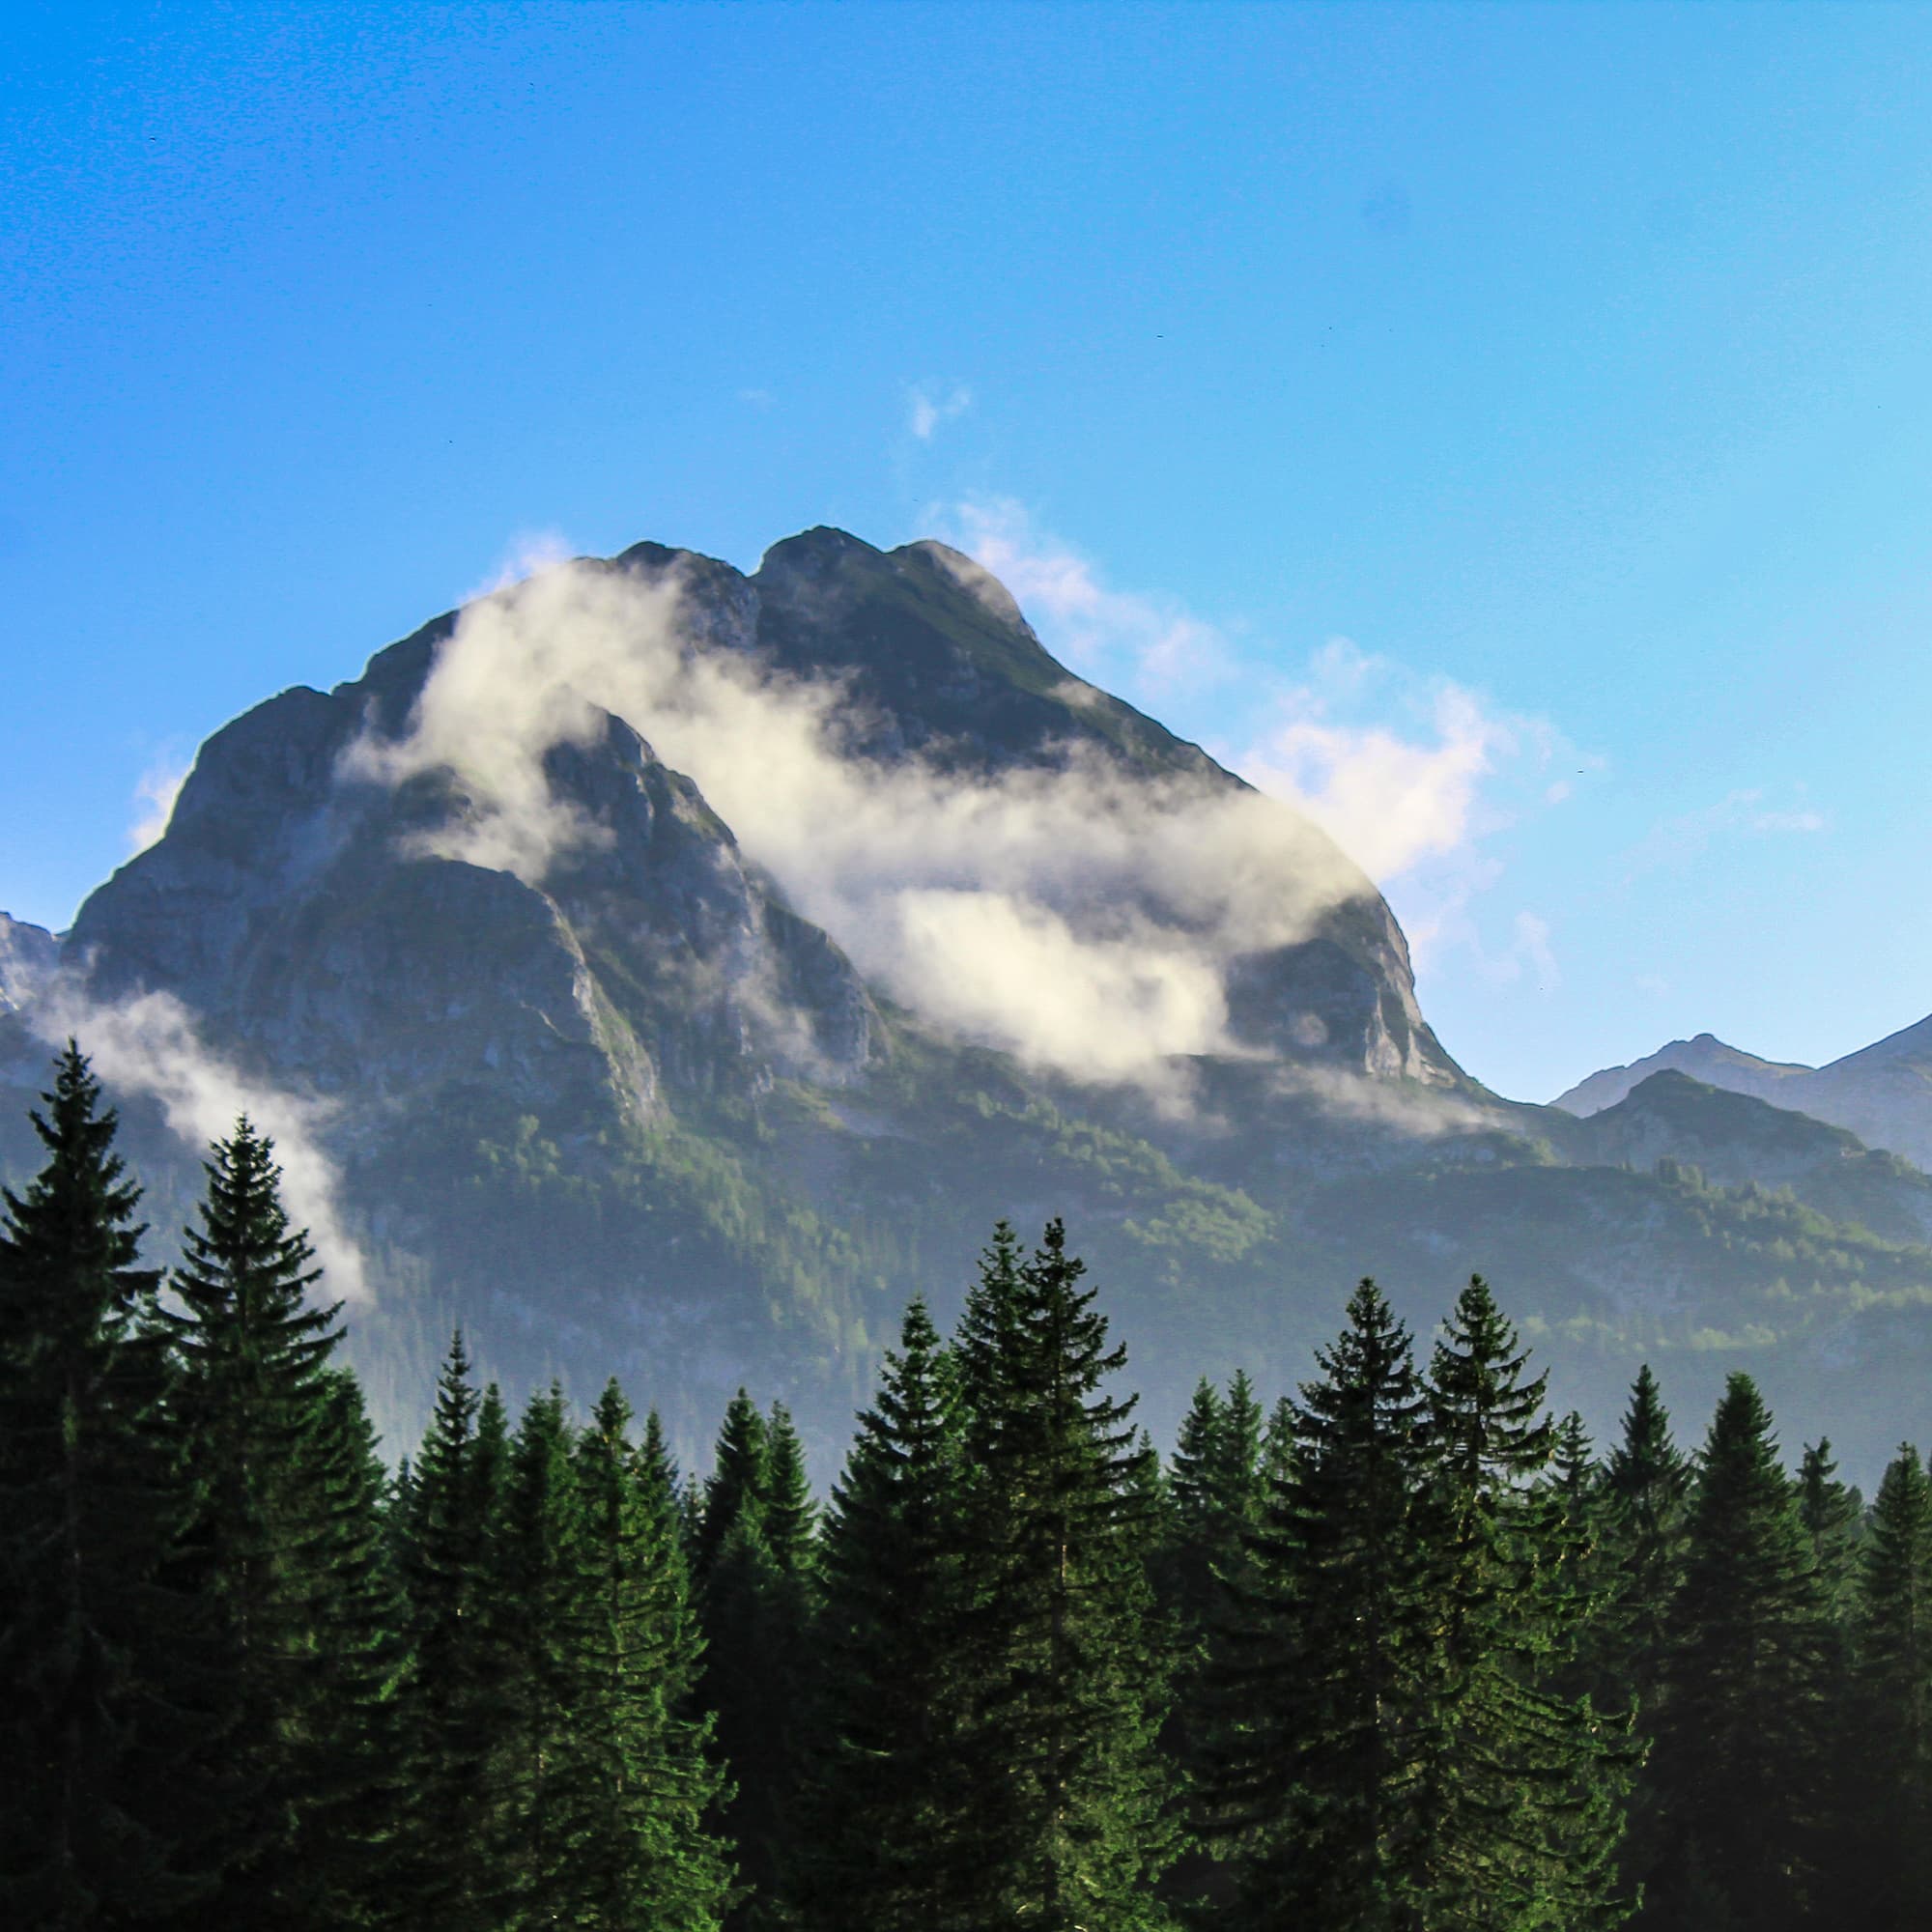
339;551;1446;1099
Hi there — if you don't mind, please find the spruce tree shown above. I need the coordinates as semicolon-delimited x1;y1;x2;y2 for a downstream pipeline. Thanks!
1601;1364;1690;1719
794;1297;980;1931
1648;1373;1830;1931
0;1045;220;1926
490;1385;584;1926
694;1388;808;1926
1207;1279;1435;1932
1418;1276;1633;1932
1798;1437;1862;1621
1847;1443;1932;1932
561;1380;731;1930
159;1118;395;1927
391;1336;509;1932
950;1218;1177;1930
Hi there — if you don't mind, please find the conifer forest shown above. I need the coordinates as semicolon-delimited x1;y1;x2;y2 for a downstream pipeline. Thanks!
8;1043;1932;1932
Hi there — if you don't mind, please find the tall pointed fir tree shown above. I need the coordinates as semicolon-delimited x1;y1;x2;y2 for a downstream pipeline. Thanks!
951;1218;1177;1931
1417;1275;1633;1932
792;1297;980;1932
1206;1279;1436;1932
391;1336;510;1932
489;1385;585;1926
1600;1365;1690;1718
157;1117;398;1929
1646;1373;1830;1932
1798;1438;1862;1622
0;1045;221;1926
560;1380;731;1931
694;1388;812;1926
1846;1443;1932;1931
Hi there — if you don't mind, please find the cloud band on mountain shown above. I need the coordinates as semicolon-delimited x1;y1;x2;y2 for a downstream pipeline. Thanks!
337;553;1406;1097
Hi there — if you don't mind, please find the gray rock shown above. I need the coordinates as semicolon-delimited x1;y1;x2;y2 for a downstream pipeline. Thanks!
0;913;57;1015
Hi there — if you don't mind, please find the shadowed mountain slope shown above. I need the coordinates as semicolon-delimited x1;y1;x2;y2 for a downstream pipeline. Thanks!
7;529;1932;1477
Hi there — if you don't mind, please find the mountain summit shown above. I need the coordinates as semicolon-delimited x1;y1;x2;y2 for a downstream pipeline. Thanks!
9;527;1932;1472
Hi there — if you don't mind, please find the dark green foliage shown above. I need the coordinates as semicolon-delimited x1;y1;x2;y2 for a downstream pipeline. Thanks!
391;1335;509;1931
695;1390;815;1925
1798;1437;1862;1619
0;1046;219;1927
1601;1364;1690;1715
1646;1373;1830;1931
1848;1443;1932;1930
4;1041;1918;1932
1208;1279;1435;1931
562;1381;730;1929
951;1219;1177;1929
1418;1275;1633;1932
794;1297;977;1931
159;1118;397;1927
490;1385;584;1924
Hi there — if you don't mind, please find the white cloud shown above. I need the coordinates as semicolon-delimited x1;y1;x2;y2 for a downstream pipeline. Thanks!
1630;787;1828;873
936;497;1233;695
25;982;373;1304
128;753;191;855
1231;654;1510;882
335;554;1391;1097
908;384;972;441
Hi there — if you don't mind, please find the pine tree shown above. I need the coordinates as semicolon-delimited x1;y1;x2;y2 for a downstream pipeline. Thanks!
1798;1437;1862;1621
1165;1373;1265;1641
951;1218;1177;1929
1647;1373;1830;1932
1542;1410;1610;1699
695;1389;769;1582
794;1297;979;1932
1418;1276;1633;1932
159;1118;395;1927
694;1388;807;1926
1601;1364;1690;1719
298;1369;406;1926
390;1336;509;1932
1207;1279;1435;1932
561;1380;731;1930
0;1045;220;1926
1848;1443;1932;1931
490;1384;584;1926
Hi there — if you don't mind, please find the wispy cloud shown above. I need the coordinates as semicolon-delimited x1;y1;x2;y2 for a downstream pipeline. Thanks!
128;753;191;855
335;555;1405;1100
24;981;373;1304
908;384;972;441
937;497;1233;695
1629;786;1828;874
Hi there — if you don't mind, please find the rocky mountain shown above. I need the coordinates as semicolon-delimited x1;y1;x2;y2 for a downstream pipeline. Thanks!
1556;1016;1932;1172
0;913;57;1014
1552;1034;1812;1117
7;527;1932;1477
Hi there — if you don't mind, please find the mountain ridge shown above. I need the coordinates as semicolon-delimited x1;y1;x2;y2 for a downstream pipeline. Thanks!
8;526;1932;1477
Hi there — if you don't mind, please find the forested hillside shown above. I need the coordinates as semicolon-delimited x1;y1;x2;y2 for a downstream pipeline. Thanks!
6;1049;1927;1930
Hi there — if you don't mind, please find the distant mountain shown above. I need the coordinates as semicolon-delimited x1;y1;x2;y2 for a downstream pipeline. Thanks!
8;527;1932;1477
1556;1068;1932;1247
1556;1016;1932;1171
1551;1035;1811;1116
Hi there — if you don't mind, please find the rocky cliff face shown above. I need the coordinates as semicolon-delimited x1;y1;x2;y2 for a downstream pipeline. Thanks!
0;914;57;1015
18;526;1932;1479
67;526;1452;1120
67;647;880;1135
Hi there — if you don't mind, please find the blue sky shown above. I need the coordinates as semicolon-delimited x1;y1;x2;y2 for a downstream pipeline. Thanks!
6;1;1932;1104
